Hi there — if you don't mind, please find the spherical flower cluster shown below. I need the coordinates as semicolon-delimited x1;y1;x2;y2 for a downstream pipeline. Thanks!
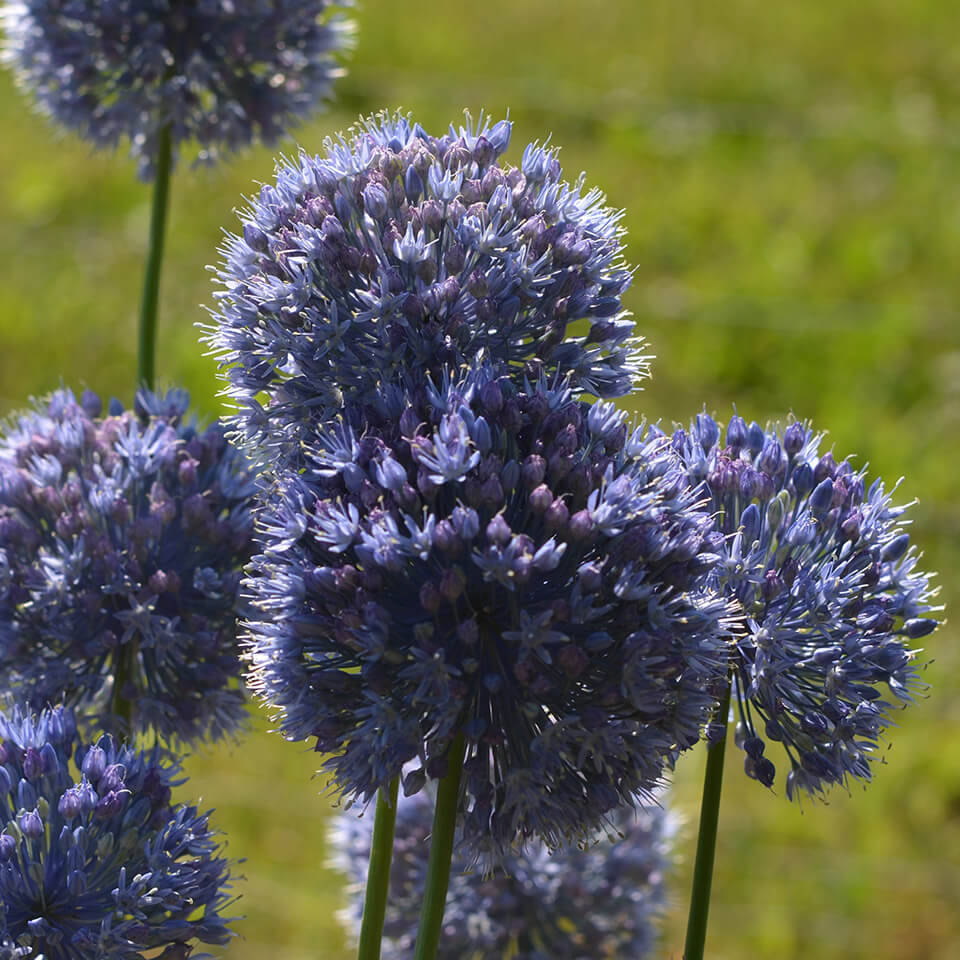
672;412;938;799
246;367;729;857
331;787;672;959
1;0;354;178
207;111;647;466
0;706;234;958
0;387;256;744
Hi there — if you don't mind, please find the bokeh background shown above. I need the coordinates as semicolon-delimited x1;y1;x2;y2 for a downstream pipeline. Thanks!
1;1;958;957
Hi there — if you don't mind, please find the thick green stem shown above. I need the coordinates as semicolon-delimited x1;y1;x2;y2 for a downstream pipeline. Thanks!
412;736;466;960
357;777;400;960
136;126;173;392
683;680;732;960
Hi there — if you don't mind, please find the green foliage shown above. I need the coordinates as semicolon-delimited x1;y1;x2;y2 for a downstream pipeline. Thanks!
1;1;957;957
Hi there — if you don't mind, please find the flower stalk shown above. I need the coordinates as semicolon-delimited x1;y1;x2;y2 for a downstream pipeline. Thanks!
412;736;466;960
683;680;732;960
137;125;172;391
357;777;400;960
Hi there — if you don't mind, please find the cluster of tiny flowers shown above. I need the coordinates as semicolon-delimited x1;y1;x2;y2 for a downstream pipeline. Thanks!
672;412;938;799
0;387;256;744
246;365;729;857
331;787;672;959
208;111;647;466
1;0;354;178
0;706;233;958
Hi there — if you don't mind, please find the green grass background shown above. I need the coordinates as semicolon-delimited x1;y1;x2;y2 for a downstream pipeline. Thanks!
1;1;958;956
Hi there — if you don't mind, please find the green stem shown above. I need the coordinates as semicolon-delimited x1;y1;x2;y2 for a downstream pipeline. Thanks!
683;680;732;960
110;642;135;740
357;777;400;960
412;736;466;960
136;126;173;392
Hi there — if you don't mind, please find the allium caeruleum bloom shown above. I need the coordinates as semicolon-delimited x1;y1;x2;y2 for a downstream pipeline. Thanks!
672;412;938;799
0;706;234;958
0;387;256;744
208;111;646;465
331;788;672;960
1;0;354;178
246;367;728;857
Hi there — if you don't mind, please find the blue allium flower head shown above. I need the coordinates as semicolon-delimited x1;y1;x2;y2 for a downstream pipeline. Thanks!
245;368;729;857
672;412;939;800
1;0;354;178
0;387;257;744
331;787;672;959
206;111;648;466
0;705;234;958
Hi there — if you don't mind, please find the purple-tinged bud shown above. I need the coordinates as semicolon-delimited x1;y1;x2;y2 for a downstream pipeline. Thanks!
444;243;465;274
740;503;761;544
433;520;460;554
761;570;784;601
82;746;106;782
404;166;424;202
59;789;82;820
739;468;758;501
529;484;553;513
696;413;720;453
880;534;910;563
758;439;785;477
726;415;747;450
568;510;594;540
544;499;570;532
20;809;43;838
904;618;937;639
814;452;836;483
451;507;480;541
80;389;102;418
792;462;814;496
100;763;126;793
500;459;520;494
747;422;765;455
363;183;388;219
480;380;503;415
783;423;805;455
578;563;603;594
23;747;44;780
457;618;479;646
744;755;776;787
439;567;467;602
95;790;126;820
67;869;87;897
522;455;547;490
486;515;512;546
840;511;861;542
0;834;15;860
810;478;834;516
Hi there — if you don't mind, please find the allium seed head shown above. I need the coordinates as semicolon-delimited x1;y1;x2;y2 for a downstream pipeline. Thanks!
0;706;234;959
245;368;729;858
1;0;354;178
331;787;672;959
206;111;648;467
0;387;257;744
673;412;939;799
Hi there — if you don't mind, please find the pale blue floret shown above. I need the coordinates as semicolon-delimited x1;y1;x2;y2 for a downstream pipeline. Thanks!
0;706;234;958
206;110;650;467
672;411;939;799
2;0;354;178
0;387;256;745
244;367;730;859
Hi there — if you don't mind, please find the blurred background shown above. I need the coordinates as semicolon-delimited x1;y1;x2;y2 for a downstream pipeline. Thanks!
1;0;958;957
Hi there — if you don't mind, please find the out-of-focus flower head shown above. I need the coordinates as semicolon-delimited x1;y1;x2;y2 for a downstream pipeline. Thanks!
331;787;673;959
207;110;648;466
672;411;939;799
246;366;729;859
0;705;234;958
1;0;354;178
0;386;257;745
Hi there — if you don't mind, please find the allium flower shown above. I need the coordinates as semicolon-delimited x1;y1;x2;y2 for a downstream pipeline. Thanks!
1;0;354;178
0;387;256;744
672;412;939;799
331;788;672;960
246;367;728;857
0;705;234;959
207;111;647;465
